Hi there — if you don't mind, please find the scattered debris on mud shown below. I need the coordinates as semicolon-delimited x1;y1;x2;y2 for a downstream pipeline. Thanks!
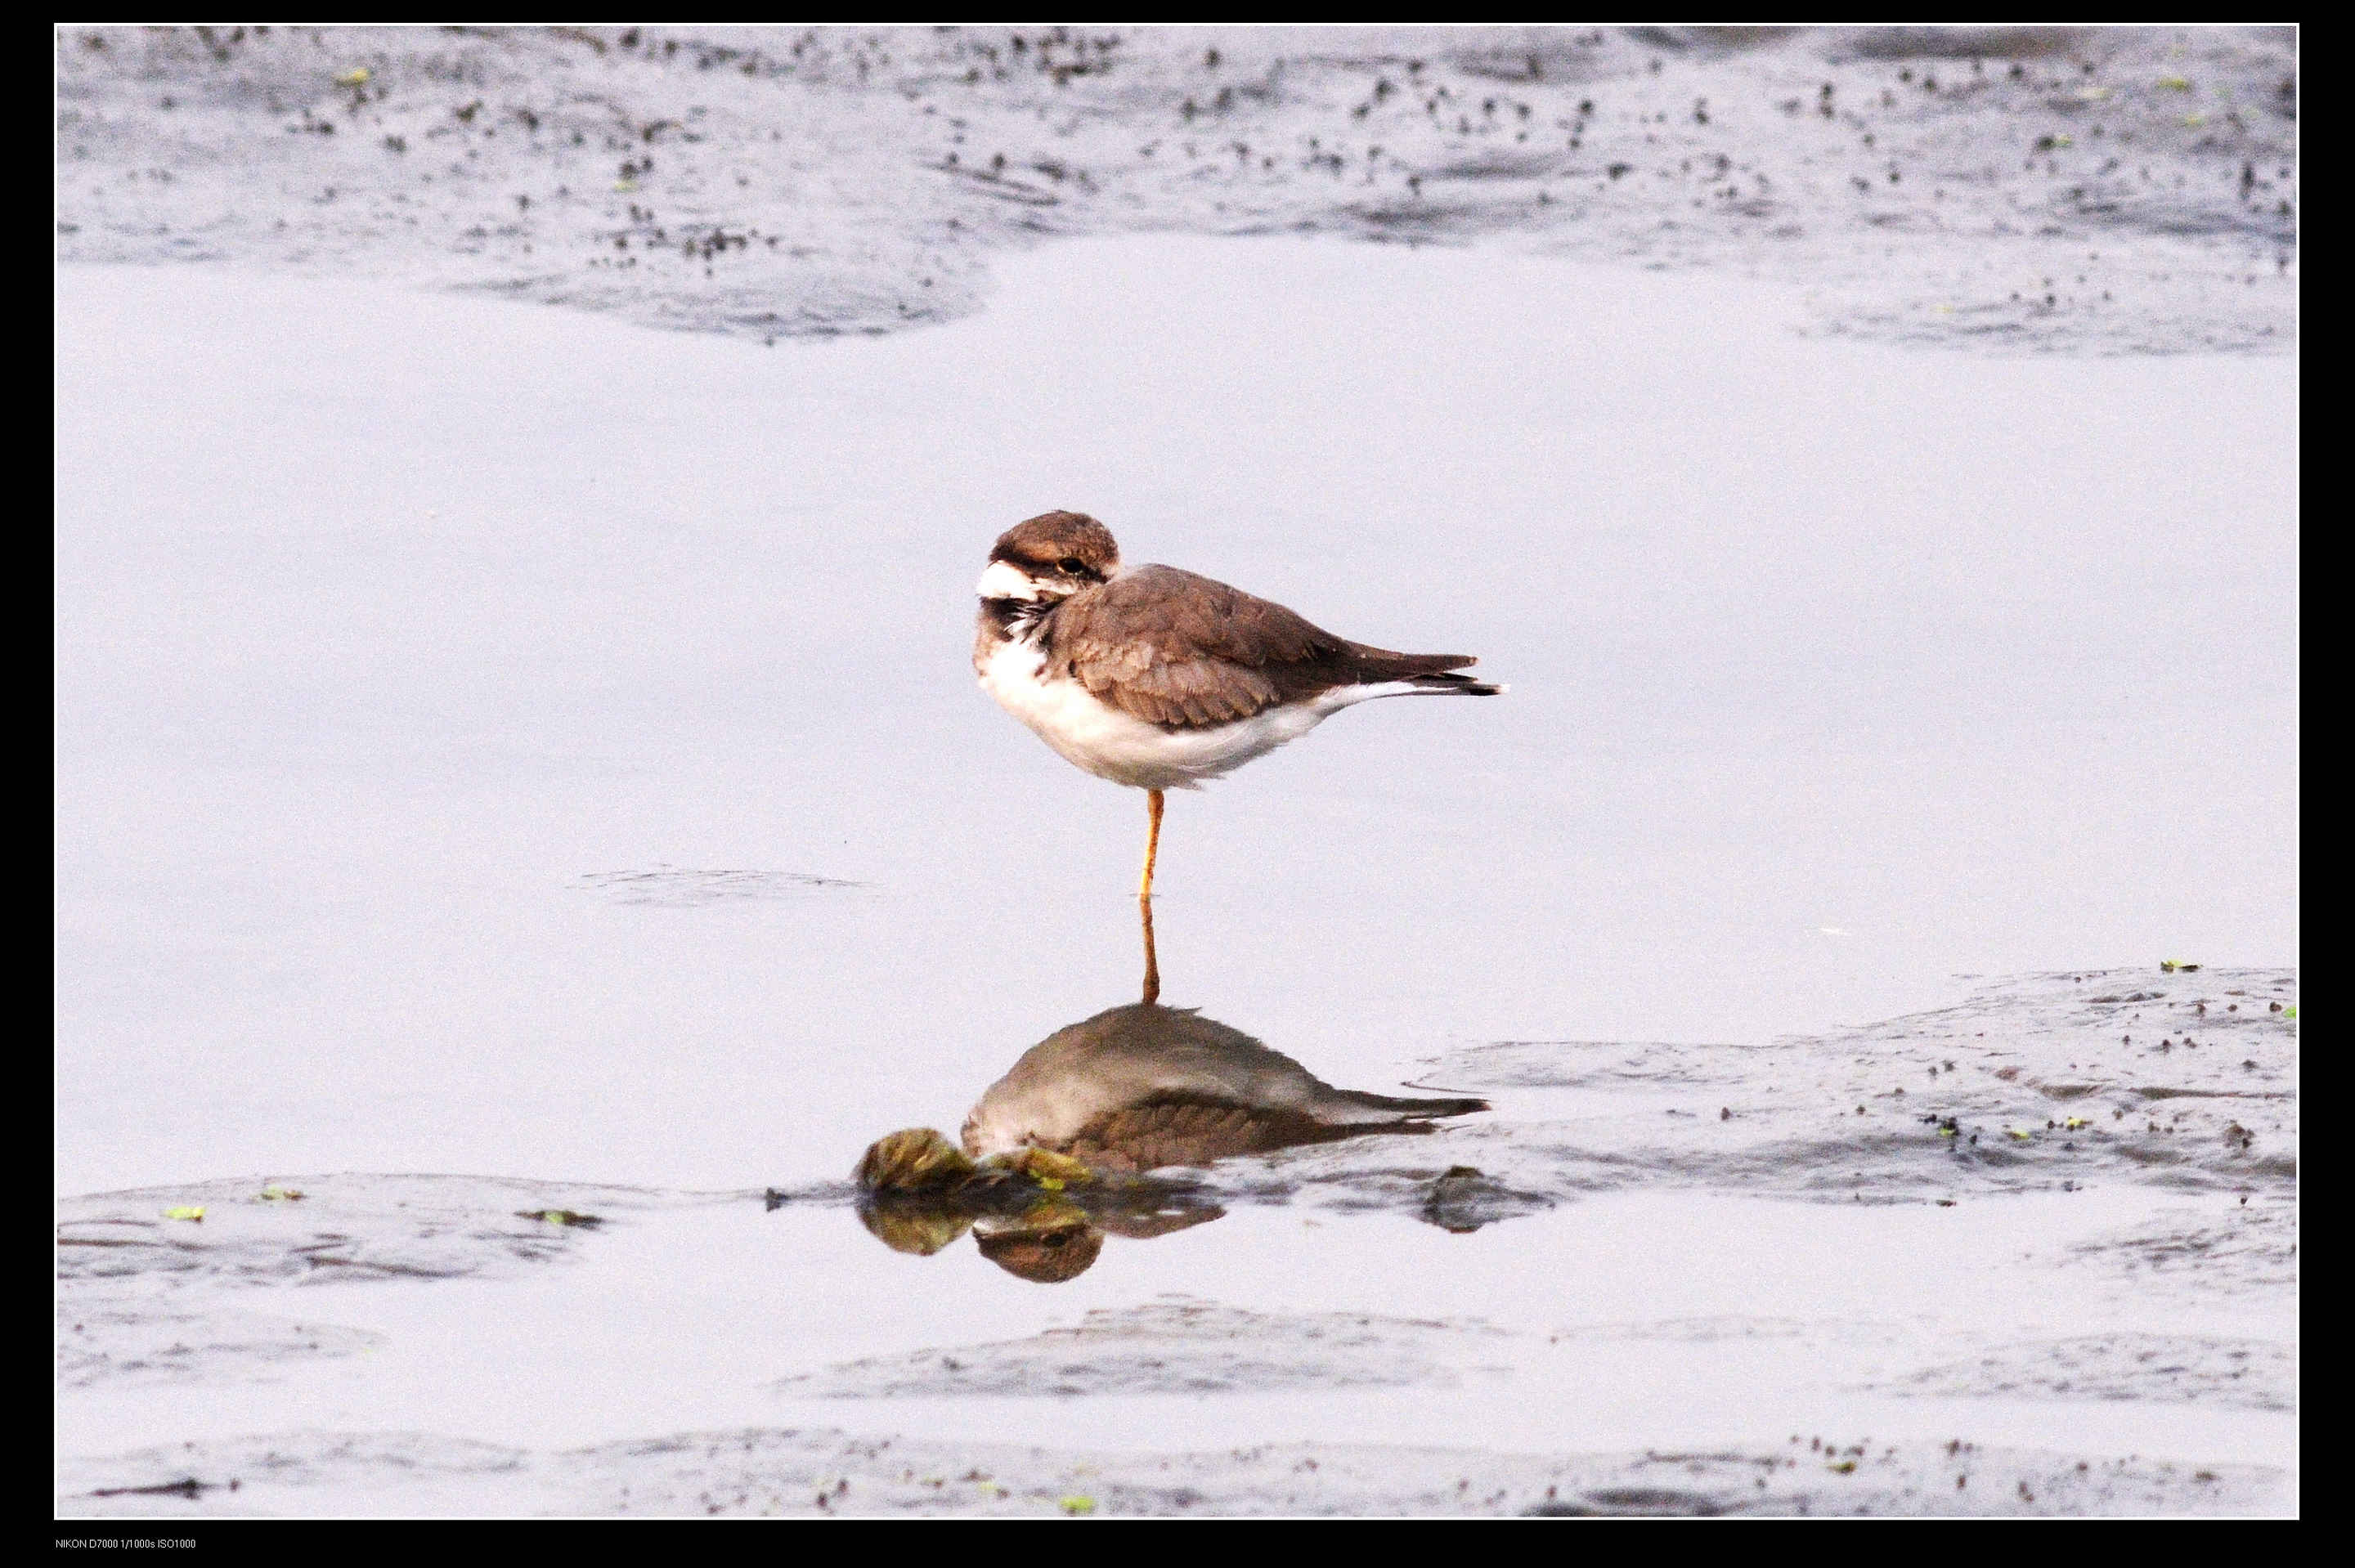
58;25;2295;352
1380;966;2298;1215
58;1426;2285;1517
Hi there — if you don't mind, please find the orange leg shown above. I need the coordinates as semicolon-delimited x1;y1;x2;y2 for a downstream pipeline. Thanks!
1139;789;1164;1006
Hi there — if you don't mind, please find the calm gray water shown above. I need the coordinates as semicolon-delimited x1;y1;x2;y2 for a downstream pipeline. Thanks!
56;26;2295;1517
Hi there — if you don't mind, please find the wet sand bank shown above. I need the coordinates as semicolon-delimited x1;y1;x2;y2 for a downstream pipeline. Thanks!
59;25;2294;353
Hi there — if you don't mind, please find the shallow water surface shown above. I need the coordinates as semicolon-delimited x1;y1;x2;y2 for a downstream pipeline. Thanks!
58;964;2299;1514
56;963;2297;1513
54;239;2297;1194
56;186;2294;1512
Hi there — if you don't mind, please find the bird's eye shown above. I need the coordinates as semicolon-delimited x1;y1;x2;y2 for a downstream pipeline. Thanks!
1057;557;1088;576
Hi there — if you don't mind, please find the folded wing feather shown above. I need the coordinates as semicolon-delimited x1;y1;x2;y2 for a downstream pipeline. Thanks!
1047;565;1477;729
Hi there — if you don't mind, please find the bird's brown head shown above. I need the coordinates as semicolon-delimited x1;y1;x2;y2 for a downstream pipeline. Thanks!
974;1212;1106;1283
979;511;1121;604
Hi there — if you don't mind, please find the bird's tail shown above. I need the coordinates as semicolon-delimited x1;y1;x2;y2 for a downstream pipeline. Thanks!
1404;670;1504;697
1352;647;1505;696
1316;1088;1492;1125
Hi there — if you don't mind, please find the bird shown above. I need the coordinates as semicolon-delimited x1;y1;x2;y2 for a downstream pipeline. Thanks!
974;511;1501;1001
959;1001;1491;1173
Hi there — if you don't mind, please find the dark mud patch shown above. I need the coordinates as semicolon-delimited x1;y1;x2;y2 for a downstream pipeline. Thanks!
1881;1332;2294;1412
56;1175;737;1393
776;1295;1510;1399
1393;967;2297;1213
1421;1037;1775;1090
56;1173;720;1291
2055;1197;2299;1297
57;1426;2288;1517
576;865;867;907
57;25;2293;353
1552;1314;1908;1348
62;1431;532;1519
57;1305;385;1391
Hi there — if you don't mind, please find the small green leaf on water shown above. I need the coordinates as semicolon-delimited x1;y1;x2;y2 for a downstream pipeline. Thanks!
336;67;370;87
1059;1494;1097;1515
164;1206;205;1221
2007;1128;2034;1141
1827;1460;1857;1474
258;1185;305;1202
2156;74;2192;90
518;1208;602;1227
2283;1006;2296;1019
2063;1117;2088;1131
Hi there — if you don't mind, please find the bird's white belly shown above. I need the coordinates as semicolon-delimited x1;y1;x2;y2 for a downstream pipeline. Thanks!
979;637;1349;791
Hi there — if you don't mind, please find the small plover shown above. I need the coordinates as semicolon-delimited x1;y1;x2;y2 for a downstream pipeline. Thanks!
975;511;1500;997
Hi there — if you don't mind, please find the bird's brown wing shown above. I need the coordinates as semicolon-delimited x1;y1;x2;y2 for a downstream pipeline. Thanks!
1063;1094;1424;1172
1045;564;1477;729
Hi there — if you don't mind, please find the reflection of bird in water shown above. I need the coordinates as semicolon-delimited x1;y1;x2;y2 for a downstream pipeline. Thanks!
975;512;1500;1002
854;1134;1222;1284
971;1201;1103;1284
854;1003;1486;1281
961;1002;1488;1172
